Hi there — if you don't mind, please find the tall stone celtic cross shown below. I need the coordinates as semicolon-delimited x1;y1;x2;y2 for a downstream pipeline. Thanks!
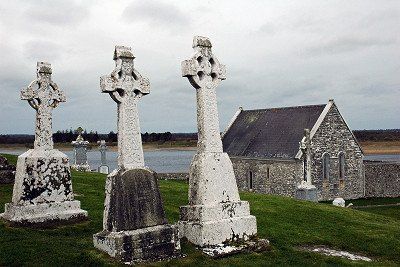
182;36;226;153
300;128;312;184
21;62;66;150
100;46;150;170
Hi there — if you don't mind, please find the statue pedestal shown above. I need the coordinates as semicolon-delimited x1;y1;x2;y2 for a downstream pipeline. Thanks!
295;183;318;202
0;149;87;226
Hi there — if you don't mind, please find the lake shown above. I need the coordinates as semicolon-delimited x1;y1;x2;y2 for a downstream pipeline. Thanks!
0;148;398;173
0;148;196;173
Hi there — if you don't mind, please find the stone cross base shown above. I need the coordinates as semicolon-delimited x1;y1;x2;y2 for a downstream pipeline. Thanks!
188;153;242;205
1;149;87;226
0;200;87;226
95;168;181;262
295;183;318;202
93;224;181;263
71;164;91;172
98;165;109;174
178;201;257;246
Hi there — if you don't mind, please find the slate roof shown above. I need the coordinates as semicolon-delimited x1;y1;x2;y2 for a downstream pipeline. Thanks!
222;104;326;159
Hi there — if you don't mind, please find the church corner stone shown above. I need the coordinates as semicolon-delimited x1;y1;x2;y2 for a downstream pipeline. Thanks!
178;36;258;247
0;62;88;226
93;45;180;264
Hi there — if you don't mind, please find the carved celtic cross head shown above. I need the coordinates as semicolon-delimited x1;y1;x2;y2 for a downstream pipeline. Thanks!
182;36;226;89
101;45;150;104
21;62;66;110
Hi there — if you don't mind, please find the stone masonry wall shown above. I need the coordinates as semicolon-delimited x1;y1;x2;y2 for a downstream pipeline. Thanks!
310;104;364;201
230;157;303;197
364;160;400;198
157;173;189;181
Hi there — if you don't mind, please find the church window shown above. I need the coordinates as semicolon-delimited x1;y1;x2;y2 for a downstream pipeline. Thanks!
338;152;345;181
322;153;330;181
248;171;254;190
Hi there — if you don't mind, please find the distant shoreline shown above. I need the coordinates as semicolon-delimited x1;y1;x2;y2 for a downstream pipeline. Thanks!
0;140;399;155
0;142;197;152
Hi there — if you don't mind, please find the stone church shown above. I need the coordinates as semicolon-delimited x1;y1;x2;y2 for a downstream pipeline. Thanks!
222;99;365;201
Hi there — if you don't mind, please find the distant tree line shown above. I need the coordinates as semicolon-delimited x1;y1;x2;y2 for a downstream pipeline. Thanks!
2;130;399;144
0;130;198;144
353;129;400;142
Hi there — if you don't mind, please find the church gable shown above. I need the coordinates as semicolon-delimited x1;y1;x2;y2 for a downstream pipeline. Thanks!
311;102;363;157
310;101;364;200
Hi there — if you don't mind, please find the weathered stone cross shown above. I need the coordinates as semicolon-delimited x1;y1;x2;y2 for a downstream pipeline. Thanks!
182;36;226;153
20;62;66;150
300;128;312;185
100;46;150;170
98;140;107;165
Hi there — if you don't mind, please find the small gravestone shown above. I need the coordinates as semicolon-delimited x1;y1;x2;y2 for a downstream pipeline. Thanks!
296;129;318;202
93;46;180;263
0;62;87;226
333;198;345;207
0;156;16;184
71;129;91;171
178;36;257;248
97;140;109;174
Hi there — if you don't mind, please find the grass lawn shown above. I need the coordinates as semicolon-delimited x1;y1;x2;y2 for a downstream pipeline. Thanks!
0;154;399;266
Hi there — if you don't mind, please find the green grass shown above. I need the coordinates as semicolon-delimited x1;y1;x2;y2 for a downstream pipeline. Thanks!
1;153;399;266
350;197;400;207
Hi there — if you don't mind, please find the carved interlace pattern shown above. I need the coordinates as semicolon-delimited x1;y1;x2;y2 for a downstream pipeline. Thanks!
21;63;66;150
100;47;150;170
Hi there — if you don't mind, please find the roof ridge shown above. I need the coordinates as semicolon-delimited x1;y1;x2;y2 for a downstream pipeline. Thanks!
242;103;326;112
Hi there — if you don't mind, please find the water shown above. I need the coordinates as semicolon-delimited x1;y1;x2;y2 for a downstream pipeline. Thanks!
1;148;398;172
0;148;196;173
364;154;400;162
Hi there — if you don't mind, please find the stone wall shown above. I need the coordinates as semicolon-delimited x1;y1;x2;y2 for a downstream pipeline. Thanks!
157;173;189;181
230;157;303;197
310;104;364;200
364;160;400;198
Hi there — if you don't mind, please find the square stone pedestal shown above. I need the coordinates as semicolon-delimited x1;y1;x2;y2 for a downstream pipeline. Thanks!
93;224;180;264
1;149;87;226
178;201;257;247
295;184;318;202
0;200;87;226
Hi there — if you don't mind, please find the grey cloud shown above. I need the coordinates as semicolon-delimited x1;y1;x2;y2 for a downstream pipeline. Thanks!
24;0;89;26
122;1;190;29
308;37;396;56
23;40;62;62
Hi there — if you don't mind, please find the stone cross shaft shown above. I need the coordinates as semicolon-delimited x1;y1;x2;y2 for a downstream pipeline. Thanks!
182;36;227;153
21;62;66;150
300;129;312;184
100;46;150;170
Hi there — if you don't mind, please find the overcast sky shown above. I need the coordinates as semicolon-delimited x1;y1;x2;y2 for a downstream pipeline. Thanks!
0;0;399;134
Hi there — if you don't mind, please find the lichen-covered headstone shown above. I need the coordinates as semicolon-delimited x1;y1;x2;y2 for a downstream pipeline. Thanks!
97;140;109;174
178;36;257;247
296;129;318;201
93;46;180;263
0;62;88;226
71;130;91;171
